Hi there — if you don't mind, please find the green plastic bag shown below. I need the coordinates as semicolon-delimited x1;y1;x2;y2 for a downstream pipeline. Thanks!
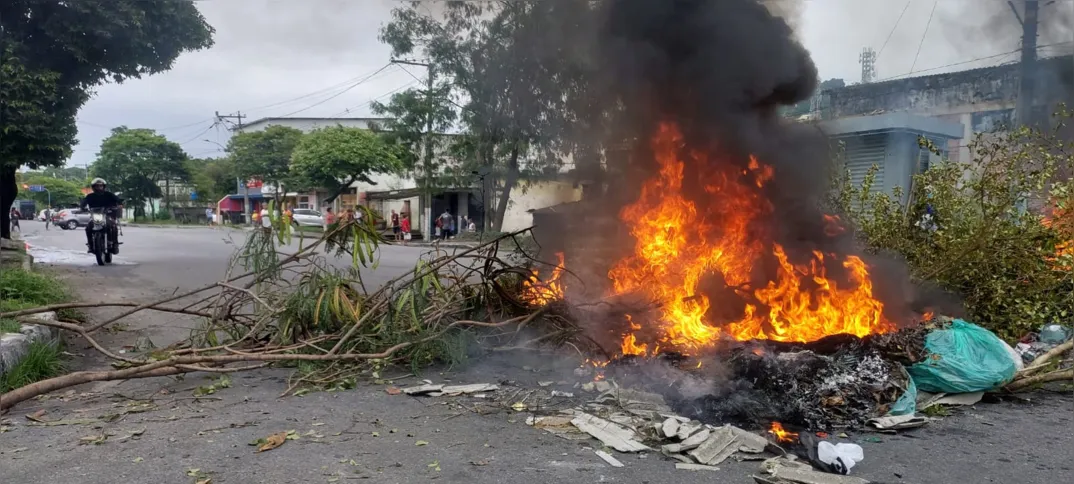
888;370;917;416
908;320;1018;394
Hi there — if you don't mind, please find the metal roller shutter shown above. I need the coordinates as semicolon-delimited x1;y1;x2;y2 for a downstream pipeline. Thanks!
842;133;887;194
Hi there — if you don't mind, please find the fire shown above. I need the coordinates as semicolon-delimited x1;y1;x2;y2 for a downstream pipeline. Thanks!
608;122;892;352
768;422;798;443
522;252;566;305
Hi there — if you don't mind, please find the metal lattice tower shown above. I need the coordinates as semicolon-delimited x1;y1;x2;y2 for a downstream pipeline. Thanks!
859;47;877;84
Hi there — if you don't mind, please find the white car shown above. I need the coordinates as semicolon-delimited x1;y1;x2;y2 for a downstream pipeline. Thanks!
290;209;324;227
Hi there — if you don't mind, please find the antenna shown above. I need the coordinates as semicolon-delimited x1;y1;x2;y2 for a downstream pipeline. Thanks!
859;47;877;84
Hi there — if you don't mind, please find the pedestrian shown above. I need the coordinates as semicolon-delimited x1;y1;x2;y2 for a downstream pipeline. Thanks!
467;217;477;233
400;212;411;245
448;215;456;239
390;209;401;241
9;207;21;233
323;207;335;231
438;209;452;241
205;206;214;226
43;207;52;230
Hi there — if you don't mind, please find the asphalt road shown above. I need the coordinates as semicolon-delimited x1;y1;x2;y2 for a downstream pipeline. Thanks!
5;220;1073;484
17;220;439;346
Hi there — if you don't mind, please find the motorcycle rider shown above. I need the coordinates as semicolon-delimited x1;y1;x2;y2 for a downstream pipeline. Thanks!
81;178;122;252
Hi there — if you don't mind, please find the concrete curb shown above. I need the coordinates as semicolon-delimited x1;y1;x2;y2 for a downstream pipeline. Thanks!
0;311;61;376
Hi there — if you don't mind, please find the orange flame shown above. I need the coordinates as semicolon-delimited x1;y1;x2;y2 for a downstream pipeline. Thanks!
523;252;566;305
769;422;798;443
608;122;892;352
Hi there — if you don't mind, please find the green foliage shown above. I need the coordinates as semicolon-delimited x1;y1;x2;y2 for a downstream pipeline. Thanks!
0;47;80;172
289;126;403;202
836;121;1074;341
227;125;305;196
36;166;89;183
0;318;21;334
0;268;71;313
15;175;84;207
186;157;236;204
1;0;214;239
0;341;66;393
379;0;598;229
91;127;190;218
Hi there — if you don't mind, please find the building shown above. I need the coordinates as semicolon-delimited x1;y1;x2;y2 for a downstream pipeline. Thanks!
818;113;963;203
817;55;1073;164
229;116;581;237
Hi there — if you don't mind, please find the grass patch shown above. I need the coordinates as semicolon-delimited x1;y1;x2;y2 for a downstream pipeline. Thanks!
0;268;71;313
0;318;22;333
0;340;65;392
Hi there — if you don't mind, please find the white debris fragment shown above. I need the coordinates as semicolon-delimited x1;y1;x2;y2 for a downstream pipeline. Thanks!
688;426;737;465
594;450;625;468
679;428;711;451
675;463;722;472
551;390;575;398
430;383;499;396
570;412;650;453
661;418;680;438
402;384;444;395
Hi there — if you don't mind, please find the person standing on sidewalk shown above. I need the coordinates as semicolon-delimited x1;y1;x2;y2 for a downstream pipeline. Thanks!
390;209;401;241
205;206;214;226
9;207;21;233
43;207;52;230
400;212;411;245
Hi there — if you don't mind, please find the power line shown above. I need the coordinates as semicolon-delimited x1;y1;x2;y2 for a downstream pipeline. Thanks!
272;63;395;119
909;0;939;74
178;122;219;146
877;0;911;60
235;64;398;115
329;79;423;117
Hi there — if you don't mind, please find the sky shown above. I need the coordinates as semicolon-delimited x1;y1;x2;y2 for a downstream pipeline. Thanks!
68;0;1074;169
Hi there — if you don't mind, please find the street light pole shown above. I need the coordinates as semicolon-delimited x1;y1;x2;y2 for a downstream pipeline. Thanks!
390;58;435;241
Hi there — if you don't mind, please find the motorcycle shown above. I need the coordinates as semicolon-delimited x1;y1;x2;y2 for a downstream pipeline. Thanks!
88;207;120;266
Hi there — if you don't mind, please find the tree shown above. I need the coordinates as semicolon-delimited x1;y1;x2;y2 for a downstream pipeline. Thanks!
37;166;89;184
0;0;214;239
379;1;597;230
289;126;402;203
226;125;305;205
186;157;236;207
0;49;81;238
370;85;458;189
16;176;84;208
91;127;190;219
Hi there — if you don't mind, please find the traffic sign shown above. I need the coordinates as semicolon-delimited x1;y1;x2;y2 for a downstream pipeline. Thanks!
28;185;46;192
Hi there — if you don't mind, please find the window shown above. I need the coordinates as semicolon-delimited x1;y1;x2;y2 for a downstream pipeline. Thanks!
298;196;310;209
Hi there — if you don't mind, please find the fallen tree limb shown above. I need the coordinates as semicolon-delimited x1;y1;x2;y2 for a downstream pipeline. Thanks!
1;223;578;411
1018;340;1074;377
1005;368;1074;392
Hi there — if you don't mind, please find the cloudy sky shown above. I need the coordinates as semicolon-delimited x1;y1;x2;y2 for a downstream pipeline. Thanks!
69;0;1073;168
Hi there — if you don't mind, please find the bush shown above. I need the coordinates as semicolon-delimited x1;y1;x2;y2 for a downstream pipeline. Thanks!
0;341;65;392
0;269;70;312
154;208;172;221
834;118;1074;341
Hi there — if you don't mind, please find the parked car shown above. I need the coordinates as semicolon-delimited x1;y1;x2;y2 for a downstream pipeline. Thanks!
53;208;91;230
290;209;324;227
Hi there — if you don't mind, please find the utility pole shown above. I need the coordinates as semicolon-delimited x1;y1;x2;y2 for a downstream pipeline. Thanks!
390;59;436;241
215;111;248;224
1011;0;1040;127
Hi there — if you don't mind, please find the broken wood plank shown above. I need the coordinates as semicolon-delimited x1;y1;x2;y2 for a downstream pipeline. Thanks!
675;463;722;472
594;450;625;468
570;412;650;453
